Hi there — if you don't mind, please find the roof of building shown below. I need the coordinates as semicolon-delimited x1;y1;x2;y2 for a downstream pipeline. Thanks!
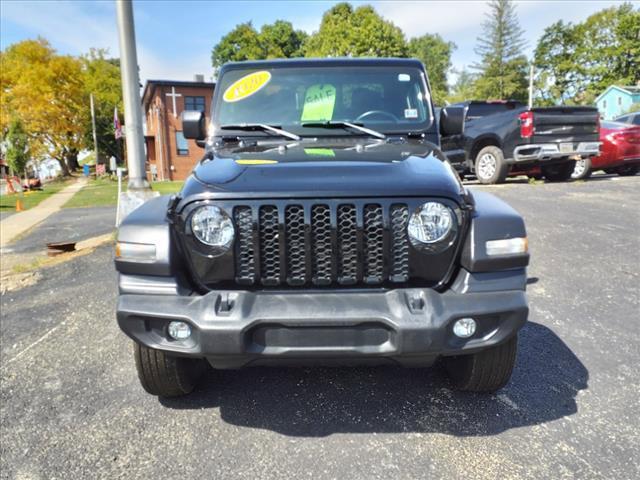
595;85;640;103
142;79;215;109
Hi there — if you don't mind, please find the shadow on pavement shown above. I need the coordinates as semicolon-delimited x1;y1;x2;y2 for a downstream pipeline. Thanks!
160;321;588;437
583;173;629;181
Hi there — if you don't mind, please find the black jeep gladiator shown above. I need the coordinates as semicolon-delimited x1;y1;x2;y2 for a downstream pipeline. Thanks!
440;100;600;184
115;58;529;397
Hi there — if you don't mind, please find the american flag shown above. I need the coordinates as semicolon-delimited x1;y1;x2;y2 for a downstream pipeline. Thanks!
114;107;122;139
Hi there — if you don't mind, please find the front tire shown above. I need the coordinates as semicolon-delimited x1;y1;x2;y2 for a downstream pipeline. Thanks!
474;146;508;184
444;335;518;392
571;158;592;180
134;342;207;397
542;161;576;182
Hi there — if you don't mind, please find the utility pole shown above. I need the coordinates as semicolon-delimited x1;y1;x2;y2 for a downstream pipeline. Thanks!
115;0;149;190
528;63;534;109
90;93;99;166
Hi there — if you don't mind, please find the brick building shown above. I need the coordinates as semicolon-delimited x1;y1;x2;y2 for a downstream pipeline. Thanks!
142;76;215;181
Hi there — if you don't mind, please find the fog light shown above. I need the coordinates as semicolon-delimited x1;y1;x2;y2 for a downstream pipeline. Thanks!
167;321;191;340
453;318;476;338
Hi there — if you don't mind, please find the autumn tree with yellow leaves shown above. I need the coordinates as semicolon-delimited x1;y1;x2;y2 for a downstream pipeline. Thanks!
1;39;84;175
1;38;122;175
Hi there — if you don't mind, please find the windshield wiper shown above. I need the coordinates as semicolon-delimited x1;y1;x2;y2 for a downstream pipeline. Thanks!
301;121;386;139
219;123;300;141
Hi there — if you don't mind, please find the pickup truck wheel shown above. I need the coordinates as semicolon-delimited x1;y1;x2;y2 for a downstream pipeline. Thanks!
133;342;206;397
615;165;639;176
474;146;508;184
444;335;518;392
542;161;576;182
571;158;592;180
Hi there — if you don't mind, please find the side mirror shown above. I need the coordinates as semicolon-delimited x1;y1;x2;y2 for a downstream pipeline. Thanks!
440;106;465;136
182;110;206;142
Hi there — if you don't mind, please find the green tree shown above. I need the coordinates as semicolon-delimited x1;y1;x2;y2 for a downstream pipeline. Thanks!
208;3;461;98
447;67;478;104
533;21;582;105
576;3;639;103
5;117;30;177
472;0;528;101
260;20;307;58
534;4;639;105
80;49;123;162
304;3;407;58
211;21;306;70
408;34;456;105
211;22;263;69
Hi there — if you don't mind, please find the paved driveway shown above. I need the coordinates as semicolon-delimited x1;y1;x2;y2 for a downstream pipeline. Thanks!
1;175;638;479
2;206;115;255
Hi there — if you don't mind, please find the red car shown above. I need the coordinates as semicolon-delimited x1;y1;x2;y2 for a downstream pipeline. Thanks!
572;121;640;179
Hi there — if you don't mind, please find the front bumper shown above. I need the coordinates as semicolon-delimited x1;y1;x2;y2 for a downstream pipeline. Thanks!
513;142;600;163
117;272;528;368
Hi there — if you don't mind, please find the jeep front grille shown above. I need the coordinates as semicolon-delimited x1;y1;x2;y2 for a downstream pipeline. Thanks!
232;201;410;287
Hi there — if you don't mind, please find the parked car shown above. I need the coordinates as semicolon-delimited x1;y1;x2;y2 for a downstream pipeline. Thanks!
572;121;640;179
440;100;600;184
614;112;640;126
115;58;530;397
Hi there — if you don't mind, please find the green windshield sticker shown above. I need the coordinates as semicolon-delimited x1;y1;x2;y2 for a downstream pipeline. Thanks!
304;148;335;157
301;84;336;122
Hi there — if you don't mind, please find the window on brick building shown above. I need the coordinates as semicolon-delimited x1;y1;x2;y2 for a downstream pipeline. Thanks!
184;96;206;112
175;131;189;155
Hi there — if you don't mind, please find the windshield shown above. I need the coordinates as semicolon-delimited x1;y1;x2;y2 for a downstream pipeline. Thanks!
213;65;434;137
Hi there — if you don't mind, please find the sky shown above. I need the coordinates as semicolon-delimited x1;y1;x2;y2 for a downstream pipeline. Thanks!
0;0;629;85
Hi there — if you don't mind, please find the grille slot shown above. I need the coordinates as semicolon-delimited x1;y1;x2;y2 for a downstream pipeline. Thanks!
234;206;256;284
259;205;280;285
390;205;410;282
234;202;410;287
311;205;332;285
285;205;306;285
337;204;358;284
363;204;385;283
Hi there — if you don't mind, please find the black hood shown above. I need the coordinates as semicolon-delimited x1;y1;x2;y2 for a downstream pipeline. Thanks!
180;139;466;202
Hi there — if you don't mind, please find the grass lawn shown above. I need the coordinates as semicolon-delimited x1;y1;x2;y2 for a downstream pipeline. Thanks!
151;181;183;195
0;178;73;212
61;178;184;209
63;178;119;209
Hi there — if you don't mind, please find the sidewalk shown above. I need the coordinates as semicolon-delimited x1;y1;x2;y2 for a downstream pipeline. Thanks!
0;178;87;248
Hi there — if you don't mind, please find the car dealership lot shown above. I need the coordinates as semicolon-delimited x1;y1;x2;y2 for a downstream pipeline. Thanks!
1;175;638;480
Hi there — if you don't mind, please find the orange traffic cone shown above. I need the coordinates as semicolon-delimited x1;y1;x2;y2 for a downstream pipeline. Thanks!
16;199;24;212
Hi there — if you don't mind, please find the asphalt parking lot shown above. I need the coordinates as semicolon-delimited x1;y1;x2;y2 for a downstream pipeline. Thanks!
1;174;639;479
2;206;116;255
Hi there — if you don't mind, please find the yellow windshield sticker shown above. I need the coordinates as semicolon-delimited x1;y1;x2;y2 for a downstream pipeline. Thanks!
301;84;336;122
304;148;335;157
235;159;278;165
223;71;271;103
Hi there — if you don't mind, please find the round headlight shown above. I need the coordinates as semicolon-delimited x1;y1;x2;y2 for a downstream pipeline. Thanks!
408;202;455;247
190;205;234;251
